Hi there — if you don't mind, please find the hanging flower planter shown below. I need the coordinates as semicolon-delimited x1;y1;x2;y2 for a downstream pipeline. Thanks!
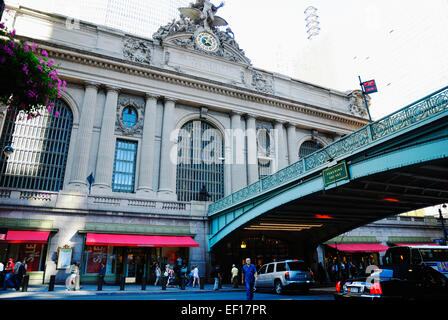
0;22;65;119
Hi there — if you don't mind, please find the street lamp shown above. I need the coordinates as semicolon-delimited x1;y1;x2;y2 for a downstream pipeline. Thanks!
0;0;5;21
3;145;14;157
439;204;448;245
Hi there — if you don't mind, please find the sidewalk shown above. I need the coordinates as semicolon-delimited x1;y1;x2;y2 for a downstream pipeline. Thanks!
0;283;245;296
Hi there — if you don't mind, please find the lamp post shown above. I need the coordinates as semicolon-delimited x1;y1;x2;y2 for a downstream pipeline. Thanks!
439;204;448;245
3;145;13;157
0;0;5;21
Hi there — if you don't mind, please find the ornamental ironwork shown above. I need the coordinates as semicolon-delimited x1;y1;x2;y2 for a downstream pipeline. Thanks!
209;86;448;215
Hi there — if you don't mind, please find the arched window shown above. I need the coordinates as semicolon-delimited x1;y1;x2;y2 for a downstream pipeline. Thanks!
176;120;224;202
298;140;323;159
0;99;73;191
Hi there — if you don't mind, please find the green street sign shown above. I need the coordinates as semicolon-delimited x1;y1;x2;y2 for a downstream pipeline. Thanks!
323;161;349;186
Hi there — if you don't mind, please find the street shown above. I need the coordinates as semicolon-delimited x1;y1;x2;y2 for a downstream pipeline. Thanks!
0;287;334;300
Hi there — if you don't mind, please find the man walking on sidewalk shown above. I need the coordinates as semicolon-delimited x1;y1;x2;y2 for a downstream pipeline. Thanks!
242;258;257;300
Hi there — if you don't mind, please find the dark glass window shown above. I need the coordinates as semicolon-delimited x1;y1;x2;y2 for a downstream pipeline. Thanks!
276;262;286;272
112;139;137;193
299;140;323;158
267;264;275;273
122;106;137;128
287;261;308;271
0;99;73;191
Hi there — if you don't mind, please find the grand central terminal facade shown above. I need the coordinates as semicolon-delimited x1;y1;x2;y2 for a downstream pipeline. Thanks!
0;2;372;284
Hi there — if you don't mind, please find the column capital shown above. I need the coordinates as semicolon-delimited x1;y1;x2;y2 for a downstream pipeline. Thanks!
145;93;161;101
104;85;121;93
230;110;244;117
245;113;258;120
274;119;287;125
163;96;177;103
84;80;101;89
286;121;297;128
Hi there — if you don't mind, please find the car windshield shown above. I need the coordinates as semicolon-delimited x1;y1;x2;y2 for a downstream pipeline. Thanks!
287;261;307;271
419;248;448;262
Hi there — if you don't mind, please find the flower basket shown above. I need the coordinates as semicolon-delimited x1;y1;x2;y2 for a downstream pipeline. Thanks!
0;22;65;119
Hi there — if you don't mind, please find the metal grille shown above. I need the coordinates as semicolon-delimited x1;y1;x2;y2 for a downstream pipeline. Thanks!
112;139;137;193
299;140;323;158
0;100;73;191
176;120;224;202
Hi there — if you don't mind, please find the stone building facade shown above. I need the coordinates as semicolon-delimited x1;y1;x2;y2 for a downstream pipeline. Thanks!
0;3;371;284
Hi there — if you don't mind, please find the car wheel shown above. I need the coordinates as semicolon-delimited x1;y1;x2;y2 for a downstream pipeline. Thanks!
274;280;283;295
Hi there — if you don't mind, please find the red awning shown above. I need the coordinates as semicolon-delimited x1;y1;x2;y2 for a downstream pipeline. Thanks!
85;233;199;247
395;243;439;246
326;243;388;253
5;230;50;243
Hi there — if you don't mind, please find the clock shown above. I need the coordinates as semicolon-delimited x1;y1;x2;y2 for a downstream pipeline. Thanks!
195;31;219;53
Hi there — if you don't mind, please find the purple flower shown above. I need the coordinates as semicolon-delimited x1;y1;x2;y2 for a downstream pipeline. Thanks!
24;43;30;52
0;23;5;29
9;41;15;48
9;29;16;37
37;65;43;71
22;64;29;75
55;111;60;117
41;50;48;57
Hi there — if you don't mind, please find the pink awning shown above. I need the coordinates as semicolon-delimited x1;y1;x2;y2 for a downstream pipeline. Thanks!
5;230;50;243
85;233;199;247
327;243;388;253
395;243;439;246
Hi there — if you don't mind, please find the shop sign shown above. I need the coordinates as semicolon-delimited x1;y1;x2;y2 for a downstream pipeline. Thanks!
19;243;42;271
323;161;349;187
86;245;107;273
57;245;73;270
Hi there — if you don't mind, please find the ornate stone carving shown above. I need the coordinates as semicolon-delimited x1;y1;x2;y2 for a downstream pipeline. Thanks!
251;70;274;94
152;1;251;65
123;37;152;65
116;96;144;136
348;90;369;118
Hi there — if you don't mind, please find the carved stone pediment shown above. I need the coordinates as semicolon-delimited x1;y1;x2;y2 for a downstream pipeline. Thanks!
152;1;251;65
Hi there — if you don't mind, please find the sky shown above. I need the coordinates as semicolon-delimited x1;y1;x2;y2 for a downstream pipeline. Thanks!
7;0;448;120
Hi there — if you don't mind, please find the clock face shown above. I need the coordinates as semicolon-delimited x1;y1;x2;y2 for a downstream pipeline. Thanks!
195;32;219;52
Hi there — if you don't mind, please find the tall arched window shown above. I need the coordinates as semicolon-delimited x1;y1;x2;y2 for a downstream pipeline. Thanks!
176;120;224;202
0;99;73;191
298;140;323;159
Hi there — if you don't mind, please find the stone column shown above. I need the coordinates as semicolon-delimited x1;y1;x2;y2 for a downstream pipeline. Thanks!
246;114;259;184
286;123;298;165
92;86;119;193
137;94;159;195
274;120;288;171
158;97;177;199
230;111;246;192
67;81;100;191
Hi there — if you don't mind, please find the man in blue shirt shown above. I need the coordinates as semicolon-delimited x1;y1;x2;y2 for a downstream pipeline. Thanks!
241;258;258;300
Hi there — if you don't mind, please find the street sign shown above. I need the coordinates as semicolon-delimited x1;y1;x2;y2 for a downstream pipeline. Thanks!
322;161;349;187
362;80;378;94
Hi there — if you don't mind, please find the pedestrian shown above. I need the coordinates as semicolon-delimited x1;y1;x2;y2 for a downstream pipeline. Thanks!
179;264;188;288
154;263;161;286
0;261;4;287
65;262;77;291
241;258;258;300
1;258;16;290
192;264;200;288
15;259;27;291
211;265;221;290
99;263;106;285
167;266;176;287
74;262;81;290
231;264;239;288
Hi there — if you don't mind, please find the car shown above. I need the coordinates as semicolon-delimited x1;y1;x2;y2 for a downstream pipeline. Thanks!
255;259;314;294
334;263;448;301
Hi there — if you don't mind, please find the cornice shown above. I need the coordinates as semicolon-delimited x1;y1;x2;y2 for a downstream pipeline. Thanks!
33;41;369;128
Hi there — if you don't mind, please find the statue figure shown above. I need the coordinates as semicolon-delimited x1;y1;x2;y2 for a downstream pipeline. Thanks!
179;0;227;30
